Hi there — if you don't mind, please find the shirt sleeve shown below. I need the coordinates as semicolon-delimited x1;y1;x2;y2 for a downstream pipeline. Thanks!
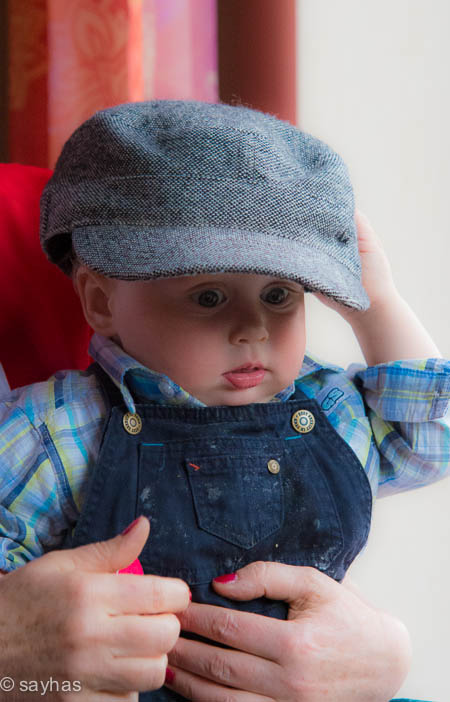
0;400;73;572
351;358;450;497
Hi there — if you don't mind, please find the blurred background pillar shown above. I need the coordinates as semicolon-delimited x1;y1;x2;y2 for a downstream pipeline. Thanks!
217;0;297;124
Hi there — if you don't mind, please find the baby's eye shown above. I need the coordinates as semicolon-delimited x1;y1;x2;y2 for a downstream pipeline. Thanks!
192;289;226;307
262;287;289;305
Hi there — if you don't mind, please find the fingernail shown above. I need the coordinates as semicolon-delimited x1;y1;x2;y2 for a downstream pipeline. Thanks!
121;517;141;535
165;667;175;684
213;573;237;583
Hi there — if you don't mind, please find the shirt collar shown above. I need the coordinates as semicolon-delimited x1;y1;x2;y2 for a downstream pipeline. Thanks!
89;333;324;412
297;352;335;377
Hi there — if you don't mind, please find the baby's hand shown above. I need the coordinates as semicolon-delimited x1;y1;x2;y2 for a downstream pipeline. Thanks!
314;209;396;318
314;209;440;364
352;209;396;308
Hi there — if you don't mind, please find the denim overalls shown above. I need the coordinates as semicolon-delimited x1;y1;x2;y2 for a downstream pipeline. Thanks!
66;364;373;700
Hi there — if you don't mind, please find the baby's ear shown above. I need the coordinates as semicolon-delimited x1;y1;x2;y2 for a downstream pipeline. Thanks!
74;266;117;336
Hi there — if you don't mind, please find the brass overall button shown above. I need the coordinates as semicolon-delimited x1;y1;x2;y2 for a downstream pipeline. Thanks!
267;459;280;474
123;412;143;435
291;409;315;434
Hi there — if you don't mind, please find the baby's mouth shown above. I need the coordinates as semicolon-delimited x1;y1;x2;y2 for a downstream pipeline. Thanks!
223;363;266;389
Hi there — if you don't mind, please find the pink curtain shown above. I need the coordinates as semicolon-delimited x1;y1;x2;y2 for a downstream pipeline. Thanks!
8;0;218;168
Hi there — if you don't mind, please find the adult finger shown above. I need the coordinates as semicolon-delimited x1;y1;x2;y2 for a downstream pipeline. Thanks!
110;572;190;615
168;634;281;698
64;692;138;702
106;612;180;657
60;515;151;574
178;602;286;661
165;665;274;702
212;561;337;615
95;656;168;694
90;572;190;615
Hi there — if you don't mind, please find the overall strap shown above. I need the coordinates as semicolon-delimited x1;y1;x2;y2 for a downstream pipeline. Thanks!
87;361;125;410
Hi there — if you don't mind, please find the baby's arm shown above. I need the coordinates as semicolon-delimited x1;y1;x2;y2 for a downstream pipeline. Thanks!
317;210;442;364
315;210;449;496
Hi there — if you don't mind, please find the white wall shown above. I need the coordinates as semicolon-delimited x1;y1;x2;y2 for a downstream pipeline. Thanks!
296;1;450;699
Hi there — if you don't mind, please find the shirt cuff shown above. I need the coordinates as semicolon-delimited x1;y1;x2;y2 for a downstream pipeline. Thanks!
351;358;450;422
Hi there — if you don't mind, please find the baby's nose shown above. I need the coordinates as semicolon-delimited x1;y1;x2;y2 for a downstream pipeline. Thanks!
229;315;269;345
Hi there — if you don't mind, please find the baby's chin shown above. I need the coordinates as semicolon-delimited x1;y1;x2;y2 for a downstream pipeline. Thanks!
194;384;286;407
180;370;298;406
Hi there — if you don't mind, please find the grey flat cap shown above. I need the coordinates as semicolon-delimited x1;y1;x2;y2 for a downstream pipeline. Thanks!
40;100;369;310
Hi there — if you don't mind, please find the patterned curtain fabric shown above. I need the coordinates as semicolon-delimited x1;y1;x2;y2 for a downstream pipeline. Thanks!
8;0;218;167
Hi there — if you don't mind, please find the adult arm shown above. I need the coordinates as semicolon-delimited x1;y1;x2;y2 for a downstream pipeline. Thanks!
166;561;411;701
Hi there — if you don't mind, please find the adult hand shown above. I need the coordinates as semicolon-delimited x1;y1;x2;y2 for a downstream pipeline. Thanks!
166;562;411;701
0;516;189;701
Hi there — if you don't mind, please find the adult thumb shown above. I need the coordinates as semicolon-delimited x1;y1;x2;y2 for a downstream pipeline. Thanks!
212;561;336;609
65;516;150;574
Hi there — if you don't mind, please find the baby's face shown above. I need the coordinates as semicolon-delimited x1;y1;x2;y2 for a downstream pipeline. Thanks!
106;273;306;405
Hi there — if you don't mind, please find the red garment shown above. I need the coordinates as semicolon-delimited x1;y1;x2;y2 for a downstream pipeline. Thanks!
0;163;92;390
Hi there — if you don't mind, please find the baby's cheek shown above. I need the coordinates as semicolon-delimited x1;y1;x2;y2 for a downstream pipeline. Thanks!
169;348;220;393
278;345;305;383
181;336;222;370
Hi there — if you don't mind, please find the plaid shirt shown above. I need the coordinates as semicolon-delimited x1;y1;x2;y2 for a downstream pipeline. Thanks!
1;333;449;572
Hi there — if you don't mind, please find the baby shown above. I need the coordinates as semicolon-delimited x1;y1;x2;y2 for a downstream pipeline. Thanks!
1;100;449;701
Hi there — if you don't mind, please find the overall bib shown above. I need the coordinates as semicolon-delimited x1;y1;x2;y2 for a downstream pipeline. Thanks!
66;364;373;701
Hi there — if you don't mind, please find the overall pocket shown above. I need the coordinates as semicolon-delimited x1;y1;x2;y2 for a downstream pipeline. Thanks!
137;433;345;582
185;449;284;549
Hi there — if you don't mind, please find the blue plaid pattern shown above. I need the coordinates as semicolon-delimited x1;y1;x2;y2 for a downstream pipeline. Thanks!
1;333;449;571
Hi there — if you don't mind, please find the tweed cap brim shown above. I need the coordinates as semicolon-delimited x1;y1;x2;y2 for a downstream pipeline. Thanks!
72;225;369;309
40;100;370;310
